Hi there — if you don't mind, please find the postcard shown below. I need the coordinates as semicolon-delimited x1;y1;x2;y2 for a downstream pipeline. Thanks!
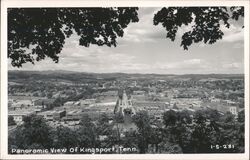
1;0;249;160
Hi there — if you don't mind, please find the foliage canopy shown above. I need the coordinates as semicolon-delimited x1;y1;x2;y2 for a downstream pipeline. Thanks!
8;7;244;67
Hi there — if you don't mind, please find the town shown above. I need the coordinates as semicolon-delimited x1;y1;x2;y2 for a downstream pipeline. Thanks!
8;71;245;153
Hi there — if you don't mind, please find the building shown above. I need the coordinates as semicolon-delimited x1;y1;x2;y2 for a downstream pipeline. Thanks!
210;97;221;103
9;99;34;110
114;91;136;116
64;101;80;107
205;102;239;117
80;99;96;106
65;110;82;121
38;109;66;121
100;90;118;97
75;101;116;120
170;98;202;109
34;99;55;109
133;101;167;110
133;90;145;95
53;110;66;120
37;110;55;121
222;100;237;105
229;106;238;116
8;110;36;124
133;101;168;118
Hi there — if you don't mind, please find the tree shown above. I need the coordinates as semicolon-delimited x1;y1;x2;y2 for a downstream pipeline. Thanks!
46;92;53;98
53;97;64;107
79;113;92;126
190;110;213;153
52;126;79;153
122;131;138;153
238;110;244;123
148;127;163;153
98;113;110;124
96;113;113;136
8;7;244;67
222;111;235;123
78;114;98;147
177;109;192;124
113;112;124;123
162;110;193;153
8;8;139;67
132;111;152;153
203;109;221;134
217;111;244;153
173;103;179;110
153;7;244;50
158;141;183;153
9;115;53;149
163;109;178;127
8;116;16;126
236;111;245;153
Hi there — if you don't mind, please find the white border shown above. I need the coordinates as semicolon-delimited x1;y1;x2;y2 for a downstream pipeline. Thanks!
1;0;249;160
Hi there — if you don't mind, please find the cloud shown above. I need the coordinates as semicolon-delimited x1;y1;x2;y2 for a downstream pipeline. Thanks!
8;7;244;75
232;42;244;49
222;62;243;69
183;59;201;65
221;30;244;42
118;7;166;44
9;54;244;74
220;24;244;42
153;59;209;70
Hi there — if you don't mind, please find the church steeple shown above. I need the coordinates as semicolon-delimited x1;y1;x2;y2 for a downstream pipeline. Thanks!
114;90;136;116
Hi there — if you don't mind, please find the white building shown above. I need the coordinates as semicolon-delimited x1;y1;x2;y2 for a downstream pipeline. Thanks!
229;106;238;116
64;101;80;107
8;110;36;124
80;99;96;106
10;99;34;110
170;98;202;108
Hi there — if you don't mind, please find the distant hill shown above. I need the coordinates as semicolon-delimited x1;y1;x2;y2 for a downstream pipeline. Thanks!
178;74;244;80
8;70;244;84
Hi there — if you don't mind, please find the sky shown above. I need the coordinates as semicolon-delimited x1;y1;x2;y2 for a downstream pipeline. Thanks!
8;7;245;74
